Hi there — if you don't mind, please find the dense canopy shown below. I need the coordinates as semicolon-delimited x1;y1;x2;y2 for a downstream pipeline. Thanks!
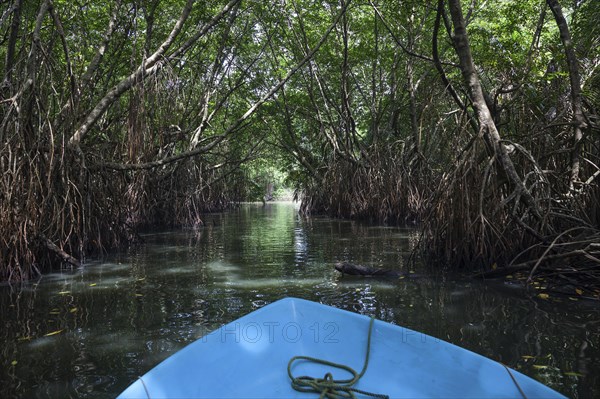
1;0;599;294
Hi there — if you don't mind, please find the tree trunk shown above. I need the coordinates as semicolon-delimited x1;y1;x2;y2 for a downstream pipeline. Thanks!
3;0;23;85
446;0;540;217
407;54;420;154
546;0;587;192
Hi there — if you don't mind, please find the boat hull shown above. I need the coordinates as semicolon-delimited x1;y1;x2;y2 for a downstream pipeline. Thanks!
118;297;565;398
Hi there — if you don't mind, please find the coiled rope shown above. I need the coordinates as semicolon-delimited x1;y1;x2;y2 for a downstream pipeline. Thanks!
287;317;389;399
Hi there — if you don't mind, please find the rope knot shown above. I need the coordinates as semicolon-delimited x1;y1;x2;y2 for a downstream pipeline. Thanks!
287;317;389;399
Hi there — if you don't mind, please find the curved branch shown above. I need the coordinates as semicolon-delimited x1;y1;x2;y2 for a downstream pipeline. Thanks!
68;0;196;146
369;0;458;68
80;0;122;90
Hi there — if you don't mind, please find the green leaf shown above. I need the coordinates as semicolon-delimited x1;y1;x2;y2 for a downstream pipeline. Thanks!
564;371;583;377
44;329;64;337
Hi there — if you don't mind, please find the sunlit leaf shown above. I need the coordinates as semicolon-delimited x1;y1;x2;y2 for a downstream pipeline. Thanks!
49;311;60;315
491;263;497;270
575;288;583;295
11;360;17;366
568;297;578;301
564;371;583;377
521;355;535;359
58;291;71;295
89;283;97;287
17;336;32;341
537;293;549;300
135;293;144;297
533;365;548;369
44;329;64;337
69;308;78;313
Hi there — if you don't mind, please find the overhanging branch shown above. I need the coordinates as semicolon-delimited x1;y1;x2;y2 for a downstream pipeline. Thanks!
95;0;351;172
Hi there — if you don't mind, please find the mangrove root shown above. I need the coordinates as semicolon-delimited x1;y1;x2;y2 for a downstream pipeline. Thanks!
40;236;81;268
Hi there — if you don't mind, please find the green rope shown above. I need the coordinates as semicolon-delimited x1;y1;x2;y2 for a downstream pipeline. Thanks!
287;317;389;399
501;363;528;399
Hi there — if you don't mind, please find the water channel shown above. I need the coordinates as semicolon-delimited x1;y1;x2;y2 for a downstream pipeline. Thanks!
1;202;598;398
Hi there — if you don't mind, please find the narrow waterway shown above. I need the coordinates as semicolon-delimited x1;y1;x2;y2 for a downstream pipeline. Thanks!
0;202;598;398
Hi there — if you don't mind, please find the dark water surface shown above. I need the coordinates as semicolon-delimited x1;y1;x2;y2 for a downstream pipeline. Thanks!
1;202;598;398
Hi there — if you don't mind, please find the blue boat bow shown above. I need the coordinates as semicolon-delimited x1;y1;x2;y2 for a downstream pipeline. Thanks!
117;297;565;398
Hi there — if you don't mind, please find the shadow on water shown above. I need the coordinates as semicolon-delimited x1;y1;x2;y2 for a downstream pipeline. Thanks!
0;202;598;398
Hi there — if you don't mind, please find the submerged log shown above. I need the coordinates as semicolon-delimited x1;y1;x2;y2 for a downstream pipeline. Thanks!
334;261;403;278
40;236;81;268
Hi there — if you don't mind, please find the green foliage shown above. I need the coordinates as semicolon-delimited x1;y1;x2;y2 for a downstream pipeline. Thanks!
2;0;600;281
468;0;553;86
572;0;600;110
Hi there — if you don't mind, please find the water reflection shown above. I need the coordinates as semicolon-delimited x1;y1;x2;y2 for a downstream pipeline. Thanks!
0;202;598;398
